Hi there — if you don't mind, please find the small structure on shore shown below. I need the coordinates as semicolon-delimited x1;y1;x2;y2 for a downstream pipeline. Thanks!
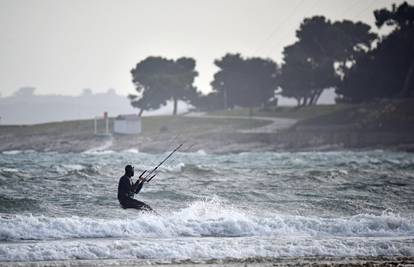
114;114;141;134
94;112;112;137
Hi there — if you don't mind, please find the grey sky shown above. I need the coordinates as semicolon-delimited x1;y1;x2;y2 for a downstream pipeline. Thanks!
0;0;412;97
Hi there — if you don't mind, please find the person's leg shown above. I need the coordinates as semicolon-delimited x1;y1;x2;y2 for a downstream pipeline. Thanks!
121;198;153;211
130;199;153;211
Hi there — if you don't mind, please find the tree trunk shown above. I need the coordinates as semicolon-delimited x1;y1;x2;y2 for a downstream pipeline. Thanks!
310;89;323;105
295;97;301;107
138;108;144;117
173;97;178;115
249;107;253;117
302;97;309;106
309;93;317;106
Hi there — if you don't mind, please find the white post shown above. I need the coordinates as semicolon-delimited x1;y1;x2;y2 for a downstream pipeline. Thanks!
94;117;97;135
105;117;109;134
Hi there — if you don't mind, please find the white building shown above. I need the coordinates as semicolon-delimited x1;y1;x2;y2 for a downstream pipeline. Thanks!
113;114;141;134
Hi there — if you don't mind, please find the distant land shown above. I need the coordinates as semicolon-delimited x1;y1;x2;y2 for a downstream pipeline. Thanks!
0;87;190;125
0;87;335;125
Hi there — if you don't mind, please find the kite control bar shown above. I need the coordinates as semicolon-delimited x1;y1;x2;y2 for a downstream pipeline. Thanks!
140;144;183;183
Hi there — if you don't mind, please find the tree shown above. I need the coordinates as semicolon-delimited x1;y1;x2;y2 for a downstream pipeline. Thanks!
190;91;224;111
81;88;93;96
332;20;377;76
279;17;337;106
129;56;198;116
279;42;337;106
13;87;36;98
129;57;169;116
165;57;198;115
375;1;414;98
210;53;279;110
278;16;376;106
336;2;414;102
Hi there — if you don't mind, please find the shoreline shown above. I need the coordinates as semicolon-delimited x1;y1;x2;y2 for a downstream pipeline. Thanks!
1;112;414;154
1;130;413;154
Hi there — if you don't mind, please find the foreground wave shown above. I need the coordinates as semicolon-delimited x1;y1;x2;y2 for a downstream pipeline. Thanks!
1;236;413;262
1;201;413;241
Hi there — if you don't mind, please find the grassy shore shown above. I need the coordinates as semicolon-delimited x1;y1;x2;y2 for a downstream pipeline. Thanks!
0;116;270;138
207;104;350;120
1;100;413;153
0;116;272;153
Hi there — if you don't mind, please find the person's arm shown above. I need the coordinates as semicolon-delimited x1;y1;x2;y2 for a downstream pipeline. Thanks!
133;176;147;194
134;181;144;194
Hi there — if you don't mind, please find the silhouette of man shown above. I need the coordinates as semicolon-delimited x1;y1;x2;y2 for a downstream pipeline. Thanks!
117;165;153;211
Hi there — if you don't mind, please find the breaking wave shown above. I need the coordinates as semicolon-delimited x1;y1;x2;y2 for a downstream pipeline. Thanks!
0;201;413;241
1;236;413;262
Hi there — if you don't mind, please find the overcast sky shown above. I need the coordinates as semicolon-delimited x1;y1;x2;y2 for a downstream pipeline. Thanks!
0;0;412;97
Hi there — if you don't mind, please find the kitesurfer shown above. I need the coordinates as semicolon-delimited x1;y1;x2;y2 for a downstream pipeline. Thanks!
117;165;153;211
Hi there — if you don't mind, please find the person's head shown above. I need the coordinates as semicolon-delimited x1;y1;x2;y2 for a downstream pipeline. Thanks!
125;165;134;177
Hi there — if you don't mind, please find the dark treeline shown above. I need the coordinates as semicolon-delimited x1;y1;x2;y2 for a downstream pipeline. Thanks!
129;2;414;115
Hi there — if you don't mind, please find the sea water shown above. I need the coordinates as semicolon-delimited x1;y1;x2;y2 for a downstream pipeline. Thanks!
0;149;413;264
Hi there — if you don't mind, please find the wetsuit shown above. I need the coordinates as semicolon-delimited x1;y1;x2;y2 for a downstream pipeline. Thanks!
117;175;152;211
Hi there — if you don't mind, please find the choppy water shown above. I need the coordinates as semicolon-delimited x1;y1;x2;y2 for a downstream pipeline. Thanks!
0;149;413;264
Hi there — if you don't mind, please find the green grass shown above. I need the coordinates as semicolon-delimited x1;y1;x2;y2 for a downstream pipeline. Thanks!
297;99;414;130
0;119;97;137
207;104;350;120
0;116;271;138
140;116;270;136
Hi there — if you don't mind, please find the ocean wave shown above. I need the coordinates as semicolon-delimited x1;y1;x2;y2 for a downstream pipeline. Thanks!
2;150;22;155
1;150;36;155
159;162;185;173
0;167;18;173
0;201;413;241
196;149;207;155
0;168;23;178
155;163;217;175
0;236;413;262
123;148;139;154
178;149;208;156
82;150;115;155
182;164;218;174
0;196;39;212
53;164;101;177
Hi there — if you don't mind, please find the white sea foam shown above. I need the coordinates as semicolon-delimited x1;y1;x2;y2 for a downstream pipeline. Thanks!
82;150;115;155
123;148;139;154
61;164;85;171
0;167;19;173
2;150;22;155
83;138;114;154
161;162;185;173
0;235;413;262
0;201;413;242
196;149;207;155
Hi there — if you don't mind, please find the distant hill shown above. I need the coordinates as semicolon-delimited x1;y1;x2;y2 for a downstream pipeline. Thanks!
0;89;189;125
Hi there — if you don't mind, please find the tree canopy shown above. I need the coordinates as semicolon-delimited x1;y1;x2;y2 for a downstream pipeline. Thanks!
210;53;279;109
129;56;198;115
337;2;414;102
278;16;376;106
